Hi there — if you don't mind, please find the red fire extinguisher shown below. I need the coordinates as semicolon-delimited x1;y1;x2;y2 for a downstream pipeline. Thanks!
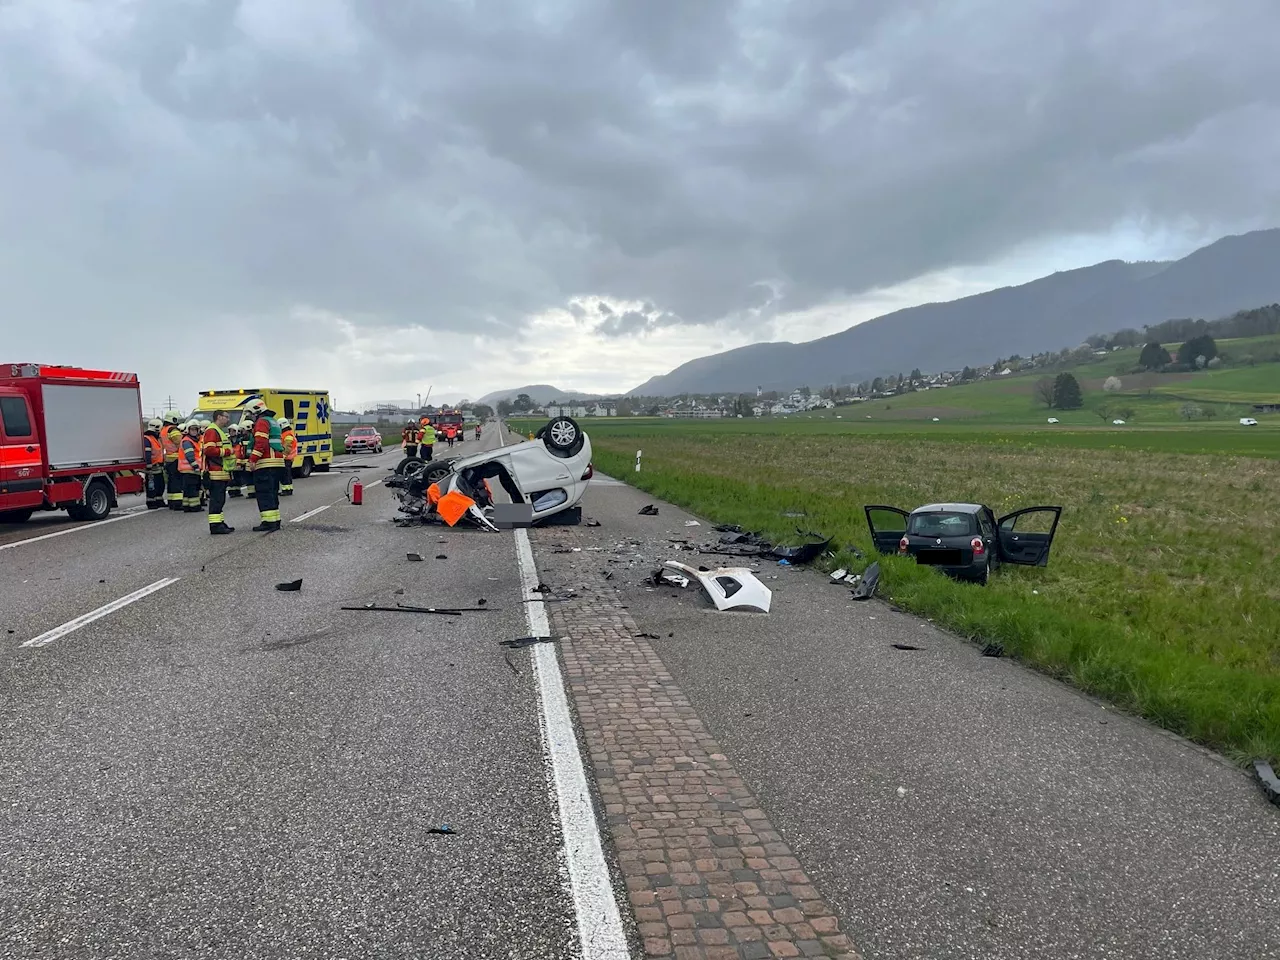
346;477;363;505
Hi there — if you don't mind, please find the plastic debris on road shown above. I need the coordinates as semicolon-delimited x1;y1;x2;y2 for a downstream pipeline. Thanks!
275;579;302;592
661;560;772;613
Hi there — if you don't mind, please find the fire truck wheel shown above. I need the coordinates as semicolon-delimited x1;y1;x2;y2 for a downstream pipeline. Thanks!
0;509;34;524
69;480;112;522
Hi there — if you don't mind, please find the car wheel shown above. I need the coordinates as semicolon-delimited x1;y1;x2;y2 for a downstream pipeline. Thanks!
420;462;454;487
543;416;584;455
977;555;991;586
395;456;425;476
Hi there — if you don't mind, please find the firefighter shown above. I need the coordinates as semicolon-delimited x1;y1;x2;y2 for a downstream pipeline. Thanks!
142;418;165;509
244;397;284;532
201;410;236;534
419;417;434;462
162;411;184;510
402;420;419;459
278;418;297;496
226;424;243;497
177;421;204;512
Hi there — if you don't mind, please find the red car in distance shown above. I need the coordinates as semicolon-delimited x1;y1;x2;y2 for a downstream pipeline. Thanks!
343;425;383;454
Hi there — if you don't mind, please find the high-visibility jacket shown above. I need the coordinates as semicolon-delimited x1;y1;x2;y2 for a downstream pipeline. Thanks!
178;434;201;474
232;438;248;469
402;426;418;445
143;432;163;469
249;414;285;470
201;424;233;481
162;426;182;461
281;427;298;461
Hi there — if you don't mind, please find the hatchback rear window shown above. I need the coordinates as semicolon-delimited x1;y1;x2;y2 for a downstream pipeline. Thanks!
908;512;976;537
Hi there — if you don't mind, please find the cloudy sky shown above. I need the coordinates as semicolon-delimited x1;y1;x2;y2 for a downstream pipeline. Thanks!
3;0;1278;413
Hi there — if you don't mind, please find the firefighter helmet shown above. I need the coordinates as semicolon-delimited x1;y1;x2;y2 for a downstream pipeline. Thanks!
186;420;201;432
147;418;163;430
242;397;268;418
163;411;181;424
277;418;291;429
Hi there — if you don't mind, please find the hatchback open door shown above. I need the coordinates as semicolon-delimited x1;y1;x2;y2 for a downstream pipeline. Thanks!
996;506;1062;566
864;505;909;555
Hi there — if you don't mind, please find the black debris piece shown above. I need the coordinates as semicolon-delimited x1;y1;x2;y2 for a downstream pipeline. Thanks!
394;588;405;595
435;554;447;560
397;603;492;613
500;636;558;649
637;632;660;639
602;571;614;581
534;583;552;594
478;598;487;606
1254;760;1280;806
768;531;834;565
891;643;923;651
276;579;303;592
341;604;462;616
639;504;659;516
504;651;520;675
713;524;743;534
851;562;880;600
406;553;423;561
982;642;1005;658
426;825;456;835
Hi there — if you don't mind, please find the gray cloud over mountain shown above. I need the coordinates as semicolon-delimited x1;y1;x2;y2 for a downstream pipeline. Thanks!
3;0;1278;392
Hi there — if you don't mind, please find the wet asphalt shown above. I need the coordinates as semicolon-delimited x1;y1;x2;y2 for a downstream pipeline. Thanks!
0;442;579;960
530;470;1280;960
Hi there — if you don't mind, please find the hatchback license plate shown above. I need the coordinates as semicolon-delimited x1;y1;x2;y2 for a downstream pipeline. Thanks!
916;548;963;565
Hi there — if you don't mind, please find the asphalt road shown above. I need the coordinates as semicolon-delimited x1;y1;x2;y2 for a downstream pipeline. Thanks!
531;469;1280;960
0;440;582;960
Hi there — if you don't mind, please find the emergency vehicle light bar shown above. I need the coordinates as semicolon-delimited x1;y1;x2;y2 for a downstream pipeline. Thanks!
6;363;138;382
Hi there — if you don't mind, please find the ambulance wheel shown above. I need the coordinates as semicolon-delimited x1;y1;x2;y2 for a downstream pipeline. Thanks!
297;457;314;478
0;509;33;524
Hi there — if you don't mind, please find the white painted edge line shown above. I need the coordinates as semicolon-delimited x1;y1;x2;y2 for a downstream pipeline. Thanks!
515;530;630;960
500;421;628;958
290;504;332;523
0;507;153;553
21;577;181;649
364;478;383;489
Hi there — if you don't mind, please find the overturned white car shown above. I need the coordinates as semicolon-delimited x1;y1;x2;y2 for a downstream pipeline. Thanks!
388;417;593;529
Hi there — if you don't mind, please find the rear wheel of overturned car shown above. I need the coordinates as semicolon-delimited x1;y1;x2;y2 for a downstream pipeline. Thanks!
420;462;454;487
543;416;584;455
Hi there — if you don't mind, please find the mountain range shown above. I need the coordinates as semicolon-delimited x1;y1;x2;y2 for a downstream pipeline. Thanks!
475;384;603;407
628;228;1280;396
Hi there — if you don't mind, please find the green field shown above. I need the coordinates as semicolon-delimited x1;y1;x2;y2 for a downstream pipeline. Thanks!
512;413;1280;767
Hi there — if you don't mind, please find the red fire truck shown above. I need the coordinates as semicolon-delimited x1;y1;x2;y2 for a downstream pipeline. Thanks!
0;363;148;524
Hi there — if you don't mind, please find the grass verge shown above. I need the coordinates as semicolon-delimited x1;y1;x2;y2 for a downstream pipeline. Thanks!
571;424;1280;767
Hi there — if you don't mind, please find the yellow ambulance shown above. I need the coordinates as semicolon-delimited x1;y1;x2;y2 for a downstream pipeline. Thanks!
194;387;333;477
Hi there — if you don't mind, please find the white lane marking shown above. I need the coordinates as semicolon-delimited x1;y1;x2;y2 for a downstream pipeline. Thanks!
514;530;629;959
290;504;332;523
21;578;181;649
0;508;154;553
364;478;383;489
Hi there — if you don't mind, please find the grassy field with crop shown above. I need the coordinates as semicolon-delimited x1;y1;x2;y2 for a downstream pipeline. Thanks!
513;414;1280;766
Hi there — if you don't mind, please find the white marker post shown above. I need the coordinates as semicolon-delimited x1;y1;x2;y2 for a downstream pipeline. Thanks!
635;449;642;472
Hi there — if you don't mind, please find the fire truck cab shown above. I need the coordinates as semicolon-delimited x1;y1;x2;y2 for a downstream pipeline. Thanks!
0;363;147;523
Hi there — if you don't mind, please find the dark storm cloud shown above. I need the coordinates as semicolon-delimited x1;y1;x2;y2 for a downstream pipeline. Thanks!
2;0;1278;349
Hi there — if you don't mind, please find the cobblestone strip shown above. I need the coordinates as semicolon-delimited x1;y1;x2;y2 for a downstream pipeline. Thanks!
547;586;863;960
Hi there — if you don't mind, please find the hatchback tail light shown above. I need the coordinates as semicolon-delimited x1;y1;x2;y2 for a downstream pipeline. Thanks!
898;536;909;554
971;536;985;557
581;462;594;481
